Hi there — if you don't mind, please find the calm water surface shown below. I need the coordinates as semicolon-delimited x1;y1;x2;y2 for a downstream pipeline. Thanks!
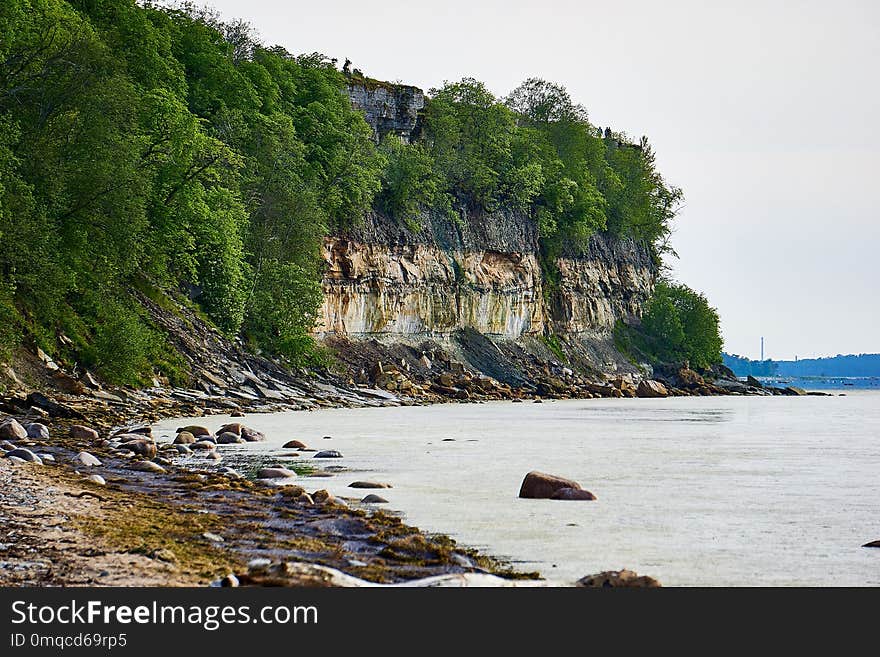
156;391;880;586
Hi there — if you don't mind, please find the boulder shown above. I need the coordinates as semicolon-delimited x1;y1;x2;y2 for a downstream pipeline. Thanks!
676;367;705;388
257;467;297;479
70;425;100;441
129;460;166;474
176;425;210;437
216;432;245;444
862;540;880;548
636;380;669;398
576;570;661;588
241;426;265;442
75;451;101;467
173;431;196;445
361;494;389;504
348;481;392;489
312;489;332;503
783;386;807;396
549;487;596;501
118;440;157;459
0;418;27;441
314;450;343;459
217;423;243;436
746;376;763;389
85;474;106;486
5;447;41;464
283;440;308;449
25;422;50;440
190;440;216;451
518;471;584;499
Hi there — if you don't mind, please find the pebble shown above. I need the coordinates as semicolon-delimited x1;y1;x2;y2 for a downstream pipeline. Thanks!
5;448;42;464
173;431;196;445
0;418;27;441
129;460;166;474
75;451;102;467
314;450;343;459
69;425;100;441
85;474;106;486
26;423;50;439
257;467;297;479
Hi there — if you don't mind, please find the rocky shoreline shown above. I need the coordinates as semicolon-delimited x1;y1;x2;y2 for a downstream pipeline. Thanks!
0;298;826;589
0;364;667;588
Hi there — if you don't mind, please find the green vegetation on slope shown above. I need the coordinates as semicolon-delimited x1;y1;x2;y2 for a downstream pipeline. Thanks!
0;0;691;384
615;281;723;370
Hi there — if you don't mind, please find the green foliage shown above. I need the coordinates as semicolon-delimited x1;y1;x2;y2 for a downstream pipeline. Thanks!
619;281;723;370
378;135;448;228
383;76;680;261
0;1;685;386
0;0;382;381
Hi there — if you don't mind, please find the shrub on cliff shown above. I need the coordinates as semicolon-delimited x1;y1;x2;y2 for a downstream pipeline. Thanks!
617;281;723;370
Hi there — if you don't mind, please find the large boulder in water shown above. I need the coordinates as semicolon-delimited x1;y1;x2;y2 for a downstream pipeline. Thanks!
173;431;196;445
176;425;210;437
636;380;669;398
241;426;265;442
519;471;586;499
550;487;596;501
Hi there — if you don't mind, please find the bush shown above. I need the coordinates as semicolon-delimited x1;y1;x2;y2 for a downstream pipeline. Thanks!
619;281;723;370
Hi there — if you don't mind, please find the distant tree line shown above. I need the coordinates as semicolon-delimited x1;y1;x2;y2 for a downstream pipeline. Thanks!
723;353;880;378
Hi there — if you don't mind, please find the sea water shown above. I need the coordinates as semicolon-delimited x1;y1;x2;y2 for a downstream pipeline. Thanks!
156;390;880;586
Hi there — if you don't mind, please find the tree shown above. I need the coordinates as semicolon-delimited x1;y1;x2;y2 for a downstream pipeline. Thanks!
622;281;723;370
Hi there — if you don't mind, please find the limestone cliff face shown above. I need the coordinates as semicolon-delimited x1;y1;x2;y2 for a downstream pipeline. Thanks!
325;80;657;374
316;210;655;345
347;81;424;143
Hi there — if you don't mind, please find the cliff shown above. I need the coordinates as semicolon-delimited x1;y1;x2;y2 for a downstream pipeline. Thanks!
318;210;655;380
315;81;657;386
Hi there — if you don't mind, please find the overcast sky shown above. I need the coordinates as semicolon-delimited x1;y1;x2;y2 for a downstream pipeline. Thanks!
189;0;878;360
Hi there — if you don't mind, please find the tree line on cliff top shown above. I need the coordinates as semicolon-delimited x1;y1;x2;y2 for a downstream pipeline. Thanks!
0;0;718;385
